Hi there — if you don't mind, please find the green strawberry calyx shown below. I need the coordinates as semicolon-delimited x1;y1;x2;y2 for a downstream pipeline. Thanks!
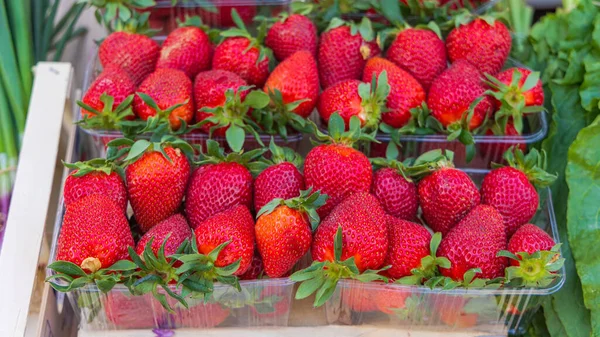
257;88;311;139
63;158;122;178
498;244;564;288
195;139;266;169
443;96;491;163
109;10;159;35
326;16;375;42
106;132;195;166
307;113;378;148
291;226;389;307
77;93;134;130
492;147;557;188
248;138;303;176
370;144;455;182
46;259;138;295
484;69;545;135
257;188;328;231
176;15;221;44
395;233;451;285
359;71;391;131
219;9;273;65
194;86;270;152
83;0;156;32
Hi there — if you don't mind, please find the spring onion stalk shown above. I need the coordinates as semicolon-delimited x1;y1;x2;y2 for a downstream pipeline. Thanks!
6;0;33;104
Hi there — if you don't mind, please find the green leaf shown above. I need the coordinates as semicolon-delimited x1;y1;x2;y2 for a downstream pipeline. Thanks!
95;278;117;293
328;113;345;139
244;90;270;109
225;124;245;152
47;261;88;277
333;226;343;262
105;260;138;272
295;274;325;300
124;139;151;162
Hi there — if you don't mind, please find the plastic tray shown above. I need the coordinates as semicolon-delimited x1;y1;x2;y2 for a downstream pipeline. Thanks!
79;45;304;158
325;170;563;336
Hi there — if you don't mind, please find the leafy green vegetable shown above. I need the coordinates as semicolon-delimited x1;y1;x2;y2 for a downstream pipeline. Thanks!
566;115;600;333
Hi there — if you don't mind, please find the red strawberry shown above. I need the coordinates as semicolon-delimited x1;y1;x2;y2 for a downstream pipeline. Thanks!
480;122;526;165
193;70;248;136
105;293;165;329
438;205;508;280
185;141;260;229
374;286;410;315
508;224;555;267
370;158;418;221
387;28;447;91
80;67;135;120
126;144;191;233
304;114;373;218
194;205;255;275
264;50;320;118
198;4;256;28
135;214;192;257
156;26;212;79
417;154;480;235
481;149;556;236
239;253;264;280
63;160;127;212
56;194;134;273
435;295;479;328
384;216;431;278
174;300;230;328
265;14;318;62
446;18;511;76
341;284;380;312
493;68;544;107
318;21;380;89
427;60;494;130
253;141;304;212
312;192;388;272
99;31;160;85
255;189;326;278
133;68;194;130
362;56;425;128
212;37;269;87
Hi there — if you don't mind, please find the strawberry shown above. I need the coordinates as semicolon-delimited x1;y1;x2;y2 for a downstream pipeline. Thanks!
211;10;271;87
255;189;327;278
492;68;544;107
481;148;556;236
98;14;160;85
446;17;511;76
185;141;263;229
133;68;194;130
56;194;134;273
383;216;431;278
427;60;494;131
239;252;264;280
507;224;555;266
174;300;230;328
264;50;320;119
80;67;135;121
341;284;380;312
135;214;192;257
374;286;410;315
438;205;508;280
318;18;380;89
304;114;374;218
265;14;318;62
156;25;213;79
105;293;166;329
370;156;418;221
480;121;526;165
362;56;425;128
253;141;305;212
387;28;447;91
120;137;193;233
198;4;256;28
194;204;255;275
63;159;127;213
417;151;480;235
435;295;479;329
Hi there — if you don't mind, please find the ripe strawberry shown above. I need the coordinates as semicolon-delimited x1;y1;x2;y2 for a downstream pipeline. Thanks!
387;28;447;91
125;142;192;233
212;10;271;87
427;60;494;130
438;205;508;280
135;214;192;257
317;79;385;129
304;114;373;218
417;154;480;235
435;295;479;328
264;50;319;118
194;204;255;275
185;141;261;229
446;18;511;76
56;194;134;273
312;192;388;272
253;141;304;212
481;149;556;236
198;4;256;28
265;14;318;62
341;285;380;312
80;67;135;120
156;25;212;79
318;20;380;89
239;253;264;280
370;157;418;221
99;28;159;85
174;300;230;328
105;292;166;329
63;159;127;212
492;68;544;107
384;216;431;278
133;68;194;130
255;189;327;278
374;286;410;315
480;122;526;165
362;56;425;128
508;224;555;267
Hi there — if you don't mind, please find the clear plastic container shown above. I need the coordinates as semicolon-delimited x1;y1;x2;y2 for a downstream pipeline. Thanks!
79;45;304;158
144;0;291;34
325;171;563;336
